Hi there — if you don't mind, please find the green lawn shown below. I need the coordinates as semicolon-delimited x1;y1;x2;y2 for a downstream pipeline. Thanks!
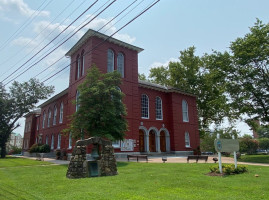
0;156;52;168
238;154;269;164
0;157;269;200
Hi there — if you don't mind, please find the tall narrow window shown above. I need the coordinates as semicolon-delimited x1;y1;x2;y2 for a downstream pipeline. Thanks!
182;100;189;122
51;134;54;150
59;102;63;123
47;109;51;127
117;53;124;77
155;97;163;120
81;50;85;76
141;94;149;119
57;134;61;149
107;49;114;72
76;55;81;80
185;132;190;147
42;111;46;128
45;135;48;145
53;105;57;125
68;133;72;149
76;91;80;111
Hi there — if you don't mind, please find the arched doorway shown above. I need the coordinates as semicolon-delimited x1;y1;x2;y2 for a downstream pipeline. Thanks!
139;130;145;152
149;130;156;152
160;131;166;152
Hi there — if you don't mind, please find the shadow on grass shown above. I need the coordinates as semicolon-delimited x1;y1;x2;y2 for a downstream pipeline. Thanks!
117;162;129;167
0;156;20;159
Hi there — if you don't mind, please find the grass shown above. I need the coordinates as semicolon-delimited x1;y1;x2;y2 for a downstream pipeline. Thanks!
0;156;52;168
0;157;269;200
238;154;269;164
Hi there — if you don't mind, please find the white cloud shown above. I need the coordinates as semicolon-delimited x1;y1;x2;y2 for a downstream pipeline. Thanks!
11;36;38;48
0;0;49;18
149;57;178;69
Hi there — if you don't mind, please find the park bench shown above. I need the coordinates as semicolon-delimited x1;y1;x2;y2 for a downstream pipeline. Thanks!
187;155;208;163
127;154;148;162
36;153;44;161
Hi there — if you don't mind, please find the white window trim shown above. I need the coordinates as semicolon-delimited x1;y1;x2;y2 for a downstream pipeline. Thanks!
51;135;54;150
53;106;57;125
77;55;81;80
76;91;80;111
68;133;72;149
81;52;85;76
107;49;114;73
155;96;163;120
117;53;124;78
141;94;149;119
59;102;63;123
47;109;51;127
112;140;121;148
57;134;61;149
185;132;191;147
182;100;189;122
42;112;46;128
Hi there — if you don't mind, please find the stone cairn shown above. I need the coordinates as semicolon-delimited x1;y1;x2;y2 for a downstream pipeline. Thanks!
66;137;118;179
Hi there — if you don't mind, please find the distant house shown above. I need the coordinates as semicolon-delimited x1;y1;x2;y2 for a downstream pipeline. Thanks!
23;29;200;158
7;132;23;151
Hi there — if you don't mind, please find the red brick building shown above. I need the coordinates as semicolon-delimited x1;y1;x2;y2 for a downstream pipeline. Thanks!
23;29;200;157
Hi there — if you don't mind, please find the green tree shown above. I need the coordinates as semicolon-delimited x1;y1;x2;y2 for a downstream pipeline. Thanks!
257;125;269;138
258;138;269;150
0;79;54;158
138;73;147;81
149;47;235;130
67;65;128;141
226;19;269;124
239;137;259;154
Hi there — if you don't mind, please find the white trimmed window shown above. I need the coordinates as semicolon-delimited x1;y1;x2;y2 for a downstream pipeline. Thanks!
68;133;72;149
112;140;120;148
37;123;39;131
76;91;80;111
76;55;81;80
141;94;149;119
81;50;85;76
182;100;189;122
185;132;190;147
107;49;114;72
51;134;54;150
42;111;46;128
45;135;48;145
155;96;163;120
53;105;57;125
57;134;61;149
117;53;124;77
59;102;63;123
47;109;51;127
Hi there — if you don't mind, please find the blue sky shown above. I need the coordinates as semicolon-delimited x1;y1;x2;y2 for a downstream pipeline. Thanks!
0;0;268;136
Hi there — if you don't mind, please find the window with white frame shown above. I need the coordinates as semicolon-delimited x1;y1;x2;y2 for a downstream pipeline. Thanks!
182;100;189;122
57;134;61;149
155;96;163;120
141;94;149;118
76;55;81;80
107;49;114;72
112;140;120;148
117;53;124;77
59;102;63;123
51;134;54;150
81;50;85;76
53;105;57;125
47;109;52;127
37;123;39;131
76;91;80;111
68;133;72;149
42;111;46;128
45;135;48;145
185;132;190;147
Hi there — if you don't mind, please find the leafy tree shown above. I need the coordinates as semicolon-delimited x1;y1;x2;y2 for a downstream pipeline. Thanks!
0;79;54;158
138;73;147;81
258;138;269;150
149;47;235;130
66;65;128;141
257;125;269;138
225;19;269;124
239;137;259;154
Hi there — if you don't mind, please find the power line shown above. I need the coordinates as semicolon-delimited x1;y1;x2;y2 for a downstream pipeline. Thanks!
42;0;160;84
3;0;118;86
1;0;99;84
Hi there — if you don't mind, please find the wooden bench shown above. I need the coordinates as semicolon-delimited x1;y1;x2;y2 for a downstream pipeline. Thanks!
127;154;148;162
187;155;208;163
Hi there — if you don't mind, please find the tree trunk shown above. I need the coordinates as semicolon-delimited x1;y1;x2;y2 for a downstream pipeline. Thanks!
0;141;7;158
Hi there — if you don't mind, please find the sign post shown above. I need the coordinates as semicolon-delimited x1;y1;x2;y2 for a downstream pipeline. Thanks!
217;134;222;173
232;135;237;169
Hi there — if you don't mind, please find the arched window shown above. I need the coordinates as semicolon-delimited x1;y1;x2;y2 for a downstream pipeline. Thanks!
68;133;72;149
76;91;80;111
59;102;63;123
76;54;81;80
42;111;46;128
53;105;57;125
81;50;85;76
45;135;48;145
141;94;149;119
117;53;124;77
155;96;163;120
47;109;51;127
57;134;61;149
185;132;190;147
51;134;54;150
107;49;114;72
182;100;189;122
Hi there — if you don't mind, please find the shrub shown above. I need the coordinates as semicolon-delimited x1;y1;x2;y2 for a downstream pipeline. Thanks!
239;138;259;154
29;144;39;153
11;146;22;154
209;164;248;175
259;138;269;150
39;144;50;153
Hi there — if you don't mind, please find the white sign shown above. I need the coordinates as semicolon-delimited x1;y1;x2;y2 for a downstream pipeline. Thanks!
121;139;134;151
214;139;239;152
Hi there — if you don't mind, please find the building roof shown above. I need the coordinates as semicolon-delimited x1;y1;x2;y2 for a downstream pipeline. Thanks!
65;29;144;57
138;80;196;97
38;88;68;108
23;109;41;118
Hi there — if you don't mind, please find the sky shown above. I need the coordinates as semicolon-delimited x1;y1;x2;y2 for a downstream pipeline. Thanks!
0;0;269;137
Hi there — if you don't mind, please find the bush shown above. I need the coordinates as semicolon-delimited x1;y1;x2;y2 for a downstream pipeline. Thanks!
209;164;248;175
29;144;39;153
11;146;22;154
29;144;50;153
239;138;259;154
259;138;269;150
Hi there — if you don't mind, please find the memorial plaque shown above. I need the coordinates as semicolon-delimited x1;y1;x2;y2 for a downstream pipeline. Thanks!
121;139;134;151
214;139;239;152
